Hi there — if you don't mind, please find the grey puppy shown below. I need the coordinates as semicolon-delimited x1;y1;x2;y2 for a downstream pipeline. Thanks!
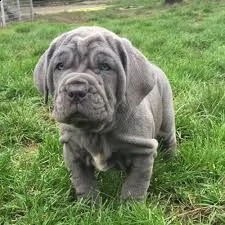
33;26;176;201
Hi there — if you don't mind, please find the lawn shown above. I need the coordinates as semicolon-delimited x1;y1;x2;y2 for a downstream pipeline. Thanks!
0;0;225;224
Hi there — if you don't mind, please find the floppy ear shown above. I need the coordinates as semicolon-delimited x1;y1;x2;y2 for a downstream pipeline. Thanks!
33;34;67;103
33;49;49;103
117;38;156;109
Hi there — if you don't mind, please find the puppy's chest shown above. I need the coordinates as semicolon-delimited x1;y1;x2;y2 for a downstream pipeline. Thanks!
60;125;131;171
78;133;130;171
80;150;131;171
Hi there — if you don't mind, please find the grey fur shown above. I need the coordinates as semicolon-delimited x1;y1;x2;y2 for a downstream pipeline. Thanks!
33;26;176;201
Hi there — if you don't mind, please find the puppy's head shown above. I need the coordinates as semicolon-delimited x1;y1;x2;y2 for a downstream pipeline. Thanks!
34;26;155;132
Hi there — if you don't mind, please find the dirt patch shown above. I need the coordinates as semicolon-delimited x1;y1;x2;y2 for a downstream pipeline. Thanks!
35;11;91;23
34;0;111;23
34;0;110;16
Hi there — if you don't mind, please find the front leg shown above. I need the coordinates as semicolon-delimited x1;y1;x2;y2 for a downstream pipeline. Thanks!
121;152;156;201
63;143;99;201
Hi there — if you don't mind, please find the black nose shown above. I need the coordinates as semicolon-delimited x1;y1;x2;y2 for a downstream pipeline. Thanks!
66;81;88;102
67;89;87;101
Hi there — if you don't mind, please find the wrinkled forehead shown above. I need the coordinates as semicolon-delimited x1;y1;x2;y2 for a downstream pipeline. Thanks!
57;30;116;57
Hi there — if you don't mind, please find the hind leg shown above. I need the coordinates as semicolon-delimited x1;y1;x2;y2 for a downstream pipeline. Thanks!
158;129;176;159
158;87;176;159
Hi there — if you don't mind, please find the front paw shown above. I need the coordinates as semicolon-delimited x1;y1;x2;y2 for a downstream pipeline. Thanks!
76;189;101;205
120;187;146;201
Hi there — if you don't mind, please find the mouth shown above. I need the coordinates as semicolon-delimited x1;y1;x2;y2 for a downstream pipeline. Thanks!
65;112;104;129
73;119;90;128
65;112;89;126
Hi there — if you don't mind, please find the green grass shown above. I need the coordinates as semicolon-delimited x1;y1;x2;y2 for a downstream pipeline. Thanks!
1;0;225;224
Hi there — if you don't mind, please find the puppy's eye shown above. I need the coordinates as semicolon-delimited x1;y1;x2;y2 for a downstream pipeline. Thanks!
55;62;64;71
98;62;111;71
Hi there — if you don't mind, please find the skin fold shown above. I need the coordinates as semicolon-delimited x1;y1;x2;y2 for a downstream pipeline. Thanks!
33;26;176;201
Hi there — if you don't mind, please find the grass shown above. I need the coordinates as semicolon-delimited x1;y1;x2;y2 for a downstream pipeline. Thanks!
1;0;225;224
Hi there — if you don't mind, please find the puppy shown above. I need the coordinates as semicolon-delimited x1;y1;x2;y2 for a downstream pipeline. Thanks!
34;26;176;201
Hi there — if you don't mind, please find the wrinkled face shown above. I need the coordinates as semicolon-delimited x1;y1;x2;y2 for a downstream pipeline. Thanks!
51;34;126;132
